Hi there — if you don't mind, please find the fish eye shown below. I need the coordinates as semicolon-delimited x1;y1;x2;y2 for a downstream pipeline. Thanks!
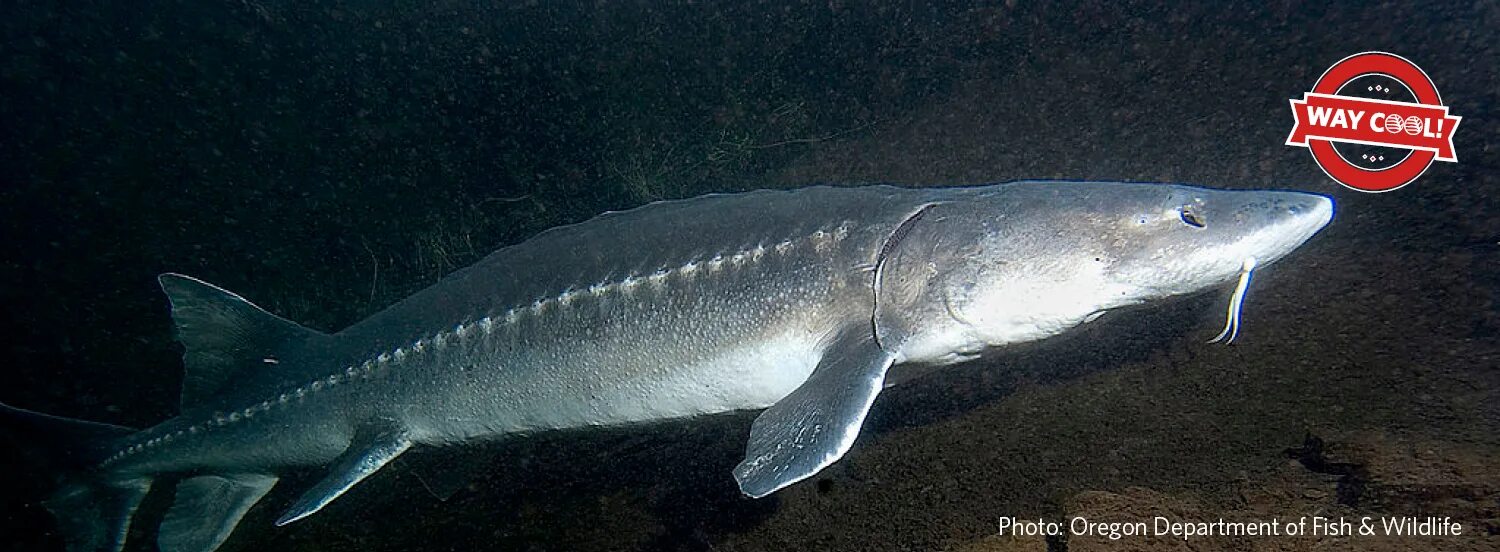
1179;206;1205;228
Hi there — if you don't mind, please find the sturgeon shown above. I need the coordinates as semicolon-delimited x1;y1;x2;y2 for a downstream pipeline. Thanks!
1;181;1333;552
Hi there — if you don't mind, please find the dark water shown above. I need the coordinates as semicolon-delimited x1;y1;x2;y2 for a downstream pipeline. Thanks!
1;1;1495;551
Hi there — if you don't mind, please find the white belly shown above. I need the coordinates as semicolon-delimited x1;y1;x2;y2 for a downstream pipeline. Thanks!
538;332;824;430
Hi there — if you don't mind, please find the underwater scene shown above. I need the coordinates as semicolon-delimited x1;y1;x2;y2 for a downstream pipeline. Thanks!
1;2;1495;551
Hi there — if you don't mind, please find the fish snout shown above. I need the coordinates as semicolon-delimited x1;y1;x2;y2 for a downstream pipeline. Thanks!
1221;190;1334;268
1270;190;1334;245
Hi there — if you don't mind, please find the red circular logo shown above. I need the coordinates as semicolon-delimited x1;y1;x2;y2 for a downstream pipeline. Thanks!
1286;52;1461;193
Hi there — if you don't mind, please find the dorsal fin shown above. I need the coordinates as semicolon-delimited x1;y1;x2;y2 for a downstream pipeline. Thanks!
158;273;325;409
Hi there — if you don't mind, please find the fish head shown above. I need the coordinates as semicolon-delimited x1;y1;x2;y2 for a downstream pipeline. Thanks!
878;181;1334;365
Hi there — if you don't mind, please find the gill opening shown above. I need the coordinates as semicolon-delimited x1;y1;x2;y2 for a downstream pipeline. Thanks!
1208;257;1258;345
871;202;940;351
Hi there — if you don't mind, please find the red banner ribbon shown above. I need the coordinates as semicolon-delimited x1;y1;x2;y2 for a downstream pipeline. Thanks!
1287;93;1460;162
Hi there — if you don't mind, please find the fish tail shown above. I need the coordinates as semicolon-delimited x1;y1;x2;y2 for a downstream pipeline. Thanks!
0;401;152;552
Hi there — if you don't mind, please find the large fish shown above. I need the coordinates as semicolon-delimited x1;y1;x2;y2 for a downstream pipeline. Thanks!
1;181;1332;552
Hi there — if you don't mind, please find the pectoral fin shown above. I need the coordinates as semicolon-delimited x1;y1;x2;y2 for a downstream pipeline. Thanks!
276;429;411;526
733;326;896;498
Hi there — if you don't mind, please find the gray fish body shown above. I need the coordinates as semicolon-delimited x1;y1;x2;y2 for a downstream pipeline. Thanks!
5;181;1334;552
110;185;937;478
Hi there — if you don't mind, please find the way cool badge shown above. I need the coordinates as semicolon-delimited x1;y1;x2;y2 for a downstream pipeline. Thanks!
1286;52;1462;193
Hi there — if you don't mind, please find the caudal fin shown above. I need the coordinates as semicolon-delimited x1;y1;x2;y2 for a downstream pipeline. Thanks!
44;479;152;552
0;402;153;552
